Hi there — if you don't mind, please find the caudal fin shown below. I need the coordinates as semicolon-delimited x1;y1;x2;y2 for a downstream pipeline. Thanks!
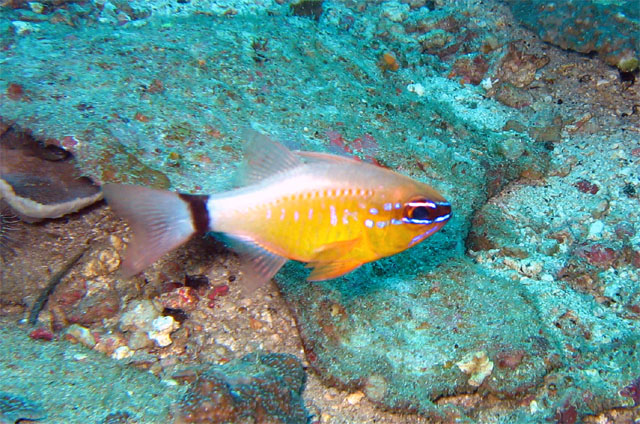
102;184;209;277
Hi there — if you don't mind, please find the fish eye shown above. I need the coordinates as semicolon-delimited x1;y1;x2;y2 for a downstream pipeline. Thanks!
402;198;451;224
410;205;431;220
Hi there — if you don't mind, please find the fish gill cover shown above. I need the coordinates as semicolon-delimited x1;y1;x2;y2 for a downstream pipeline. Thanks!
0;0;638;423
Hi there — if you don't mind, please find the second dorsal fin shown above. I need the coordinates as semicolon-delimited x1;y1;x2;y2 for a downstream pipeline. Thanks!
235;129;303;187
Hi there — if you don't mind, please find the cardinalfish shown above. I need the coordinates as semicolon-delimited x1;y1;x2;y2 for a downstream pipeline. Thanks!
103;130;451;289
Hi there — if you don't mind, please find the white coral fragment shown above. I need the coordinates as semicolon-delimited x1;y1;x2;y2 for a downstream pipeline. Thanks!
456;351;494;387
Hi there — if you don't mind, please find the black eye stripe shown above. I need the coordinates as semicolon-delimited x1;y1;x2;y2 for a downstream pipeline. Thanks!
402;199;452;225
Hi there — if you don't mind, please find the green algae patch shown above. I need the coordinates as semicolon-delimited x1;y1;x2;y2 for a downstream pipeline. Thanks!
0;391;46;423
0;323;184;423
506;0;640;72
94;139;171;188
277;257;558;419
176;353;307;423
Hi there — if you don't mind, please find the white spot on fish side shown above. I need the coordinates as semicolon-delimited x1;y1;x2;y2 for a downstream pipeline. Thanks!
391;219;403;225
330;205;337;226
308;208;313;220
294;211;299;222
280;208;285;221
369;208;378;215
342;209;358;224
377;221;387;228
365;219;374;228
395;203;402;209
384;203;392;211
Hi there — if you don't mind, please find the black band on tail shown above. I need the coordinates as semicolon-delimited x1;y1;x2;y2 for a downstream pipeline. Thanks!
179;194;210;235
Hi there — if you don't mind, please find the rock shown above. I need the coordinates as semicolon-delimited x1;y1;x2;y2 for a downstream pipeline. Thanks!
506;0;639;71
176;353;307;424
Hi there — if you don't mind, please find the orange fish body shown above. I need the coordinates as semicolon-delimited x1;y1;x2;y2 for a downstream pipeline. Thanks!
103;131;451;288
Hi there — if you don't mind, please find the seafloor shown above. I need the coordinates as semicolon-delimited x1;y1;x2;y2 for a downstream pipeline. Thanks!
0;0;639;423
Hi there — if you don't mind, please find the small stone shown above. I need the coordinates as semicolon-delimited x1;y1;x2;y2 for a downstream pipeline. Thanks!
128;331;153;350
407;83;426;97
321;413;333;423
248;317;263;330
28;2;44;13
11;21;37;36
381;2;409;22
109;235;123;251
93;333;127;356
158;286;199;312
456;351;494;387
119;300;160;333
29;328;54;341
363;374;387;402
499;137;526;160
64;324;96;348
147;315;178;347
419;29;453;53
345;391;365;405
82;249;120;277
112;345;134;360
98;249;120;273
588;221;605;239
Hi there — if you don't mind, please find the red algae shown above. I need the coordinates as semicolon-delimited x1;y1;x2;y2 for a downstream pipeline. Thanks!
29;328;54;341
573;179;599;195
6;83;24;100
576;244;617;268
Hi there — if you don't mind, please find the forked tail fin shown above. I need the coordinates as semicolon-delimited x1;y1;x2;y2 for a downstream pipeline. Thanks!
102;184;210;277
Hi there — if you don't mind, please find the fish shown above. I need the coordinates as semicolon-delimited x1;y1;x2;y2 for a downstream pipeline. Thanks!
102;130;451;289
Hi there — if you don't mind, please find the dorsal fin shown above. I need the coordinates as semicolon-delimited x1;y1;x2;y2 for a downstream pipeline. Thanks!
295;151;364;165
235;129;303;187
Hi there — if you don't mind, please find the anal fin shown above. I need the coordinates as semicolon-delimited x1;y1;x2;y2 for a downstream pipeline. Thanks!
225;235;288;292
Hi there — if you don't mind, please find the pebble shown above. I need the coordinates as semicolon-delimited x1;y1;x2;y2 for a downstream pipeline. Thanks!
147;315;178;347
407;83;426;97
64;324;96;348
588;220;605;239
345;391;365;405
456;351;494;387
11;21;37;35
112;345;133;360
381;2;409;22
119;300;160;333
28;2;44;13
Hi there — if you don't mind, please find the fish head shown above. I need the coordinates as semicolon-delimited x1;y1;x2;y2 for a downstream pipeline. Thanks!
368;180;451;257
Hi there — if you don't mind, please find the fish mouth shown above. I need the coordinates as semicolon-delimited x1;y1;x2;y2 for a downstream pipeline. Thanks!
409;221;447;247
407;202;451;247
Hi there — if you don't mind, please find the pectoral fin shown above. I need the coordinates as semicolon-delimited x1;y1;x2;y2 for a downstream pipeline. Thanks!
305;238;363;280
306;260;363;281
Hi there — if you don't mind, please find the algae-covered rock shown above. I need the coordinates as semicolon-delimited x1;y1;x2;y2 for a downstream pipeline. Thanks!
276;258;559;419
506;0;640;71
176;353;307;424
